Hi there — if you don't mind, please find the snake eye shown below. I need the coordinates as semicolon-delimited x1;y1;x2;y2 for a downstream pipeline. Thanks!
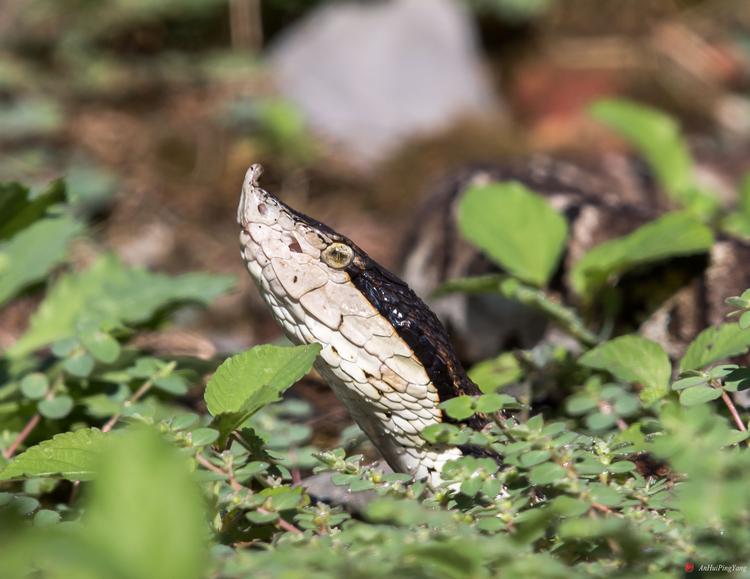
322;242;354;269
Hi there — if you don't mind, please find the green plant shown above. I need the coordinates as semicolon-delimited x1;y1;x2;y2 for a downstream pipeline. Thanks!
4;100;750;578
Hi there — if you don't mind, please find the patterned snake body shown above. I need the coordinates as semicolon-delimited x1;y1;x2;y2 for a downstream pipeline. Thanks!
237;165;484;481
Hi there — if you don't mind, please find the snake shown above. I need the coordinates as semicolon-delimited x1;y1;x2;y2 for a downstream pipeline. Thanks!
237;164;487;481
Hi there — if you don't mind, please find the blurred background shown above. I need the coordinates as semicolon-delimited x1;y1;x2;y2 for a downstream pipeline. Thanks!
2;0;750;425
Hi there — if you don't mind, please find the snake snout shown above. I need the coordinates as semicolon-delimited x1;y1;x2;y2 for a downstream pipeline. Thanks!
237;164;280;228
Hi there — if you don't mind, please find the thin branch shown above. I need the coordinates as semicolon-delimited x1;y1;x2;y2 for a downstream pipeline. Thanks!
196;453;302;535
721;391;747;432
3;413;41;459
3;387;57;459
102;362;176;433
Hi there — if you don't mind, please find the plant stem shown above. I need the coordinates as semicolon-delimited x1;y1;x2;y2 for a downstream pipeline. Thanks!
102;362;176;433
3;380;59;459
721;391;747;432
196;453;302;535
3;413;41;459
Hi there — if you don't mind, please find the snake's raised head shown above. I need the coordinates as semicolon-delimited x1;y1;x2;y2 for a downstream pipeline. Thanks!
236;164;487;481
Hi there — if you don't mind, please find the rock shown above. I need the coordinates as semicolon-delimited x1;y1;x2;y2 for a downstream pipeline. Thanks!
268;0;498;167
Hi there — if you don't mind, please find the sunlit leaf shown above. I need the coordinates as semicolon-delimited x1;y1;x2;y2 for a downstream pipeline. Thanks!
458;182;568;286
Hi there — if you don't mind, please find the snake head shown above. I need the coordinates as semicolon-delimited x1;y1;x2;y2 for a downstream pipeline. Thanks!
237;164;284;229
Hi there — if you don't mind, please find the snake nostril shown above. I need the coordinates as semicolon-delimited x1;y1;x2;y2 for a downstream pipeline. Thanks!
288;240;302;253
257;203;267;215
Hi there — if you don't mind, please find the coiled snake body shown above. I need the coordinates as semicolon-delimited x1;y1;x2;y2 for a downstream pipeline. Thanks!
237;165;484;481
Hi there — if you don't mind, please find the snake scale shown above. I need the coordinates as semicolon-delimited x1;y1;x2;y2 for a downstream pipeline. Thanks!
238;164;487;481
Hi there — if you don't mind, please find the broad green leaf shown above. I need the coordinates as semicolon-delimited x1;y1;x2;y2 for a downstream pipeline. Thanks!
590;99;693;196
0;428;107;481
679;323;750;372
0;216;83;306
468;353;522;393
571;212;713;299
579;335;670;404
8;254;235;357
83;426;208;579
205;344;321;442
458;182;568;286
679;385;723;406
0;180;66;240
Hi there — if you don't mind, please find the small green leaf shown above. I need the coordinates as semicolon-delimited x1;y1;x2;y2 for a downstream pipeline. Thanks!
33;509;61;527
579;335;671;403
585;412;616;431
468;353;522;393
571;212;713;299
529;462;566;485
672;375;708;390
0;428;107;481
740;311;750;330
246;511;278;524
520;451;551;468
680;323;750;372
565;394;598;415
474;393;513;413
62;351;95;377
78;322;121;363
154;374;189;395
679;386;723;406
190;428;219;447
439;396;475;421
20;373;48;400
38;395;74;419
458;182;568;286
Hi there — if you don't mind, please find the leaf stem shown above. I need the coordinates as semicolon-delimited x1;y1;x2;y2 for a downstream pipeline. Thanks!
102;361;176;433
195;453;302;535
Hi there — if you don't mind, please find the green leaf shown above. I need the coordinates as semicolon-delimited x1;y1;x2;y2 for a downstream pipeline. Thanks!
38;395;74;419
83;426;208;579
579;335;671;403
679;385;723;406
0;428;107;481
520;450;551;468
0;216;83;306
8;254;235;357
77;321;121;363
468;353;522;393
205;344;320;416
457;182;568;286
680;323;750;372
672;375;708;390
585;412;616;431
528;462;566;485
205;344;321;443
590;99;694;196
439;396;475;421
190;428;219;447
474;393;516;413
20;373;48;400
571;212;713;299
62;351;95;377
565;394;598;415
154;374;189;395
0;179;66;240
